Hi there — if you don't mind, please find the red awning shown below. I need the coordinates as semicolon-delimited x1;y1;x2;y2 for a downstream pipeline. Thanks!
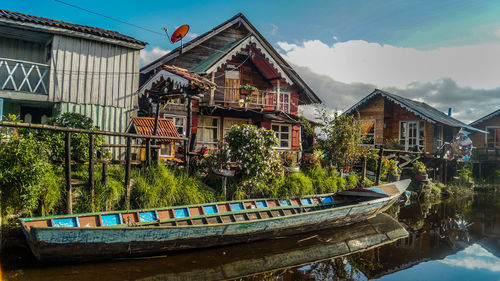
131;117;181;142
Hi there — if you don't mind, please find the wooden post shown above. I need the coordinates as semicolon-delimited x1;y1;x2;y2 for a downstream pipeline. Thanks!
152;102;161;163
124;136;132;210
376;147;384;186
185;97;192;173
146;139;151;167
65;132;72;214
361;156;367;182
88;134;95;212
102;162;108;188
444;159;448;185
275;80;280;111
222;177;227;198
210;72;215;106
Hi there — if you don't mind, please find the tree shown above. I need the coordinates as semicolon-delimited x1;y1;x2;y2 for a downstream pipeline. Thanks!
316;107;365;169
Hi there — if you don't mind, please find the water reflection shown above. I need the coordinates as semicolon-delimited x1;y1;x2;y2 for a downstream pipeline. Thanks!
2;192;499;281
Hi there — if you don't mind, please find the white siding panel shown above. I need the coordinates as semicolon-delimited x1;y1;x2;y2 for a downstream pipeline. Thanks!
118;48;127;108
77;39;89;104
99;43;108;107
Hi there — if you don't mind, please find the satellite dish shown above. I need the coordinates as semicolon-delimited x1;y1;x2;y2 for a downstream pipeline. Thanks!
170;24;190;43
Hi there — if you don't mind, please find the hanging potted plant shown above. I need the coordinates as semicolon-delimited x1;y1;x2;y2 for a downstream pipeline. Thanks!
412;160;428;181
239;84;258;96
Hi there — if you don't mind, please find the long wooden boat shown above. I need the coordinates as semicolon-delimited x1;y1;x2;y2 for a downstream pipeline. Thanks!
19;179;411;262
8;214;408;281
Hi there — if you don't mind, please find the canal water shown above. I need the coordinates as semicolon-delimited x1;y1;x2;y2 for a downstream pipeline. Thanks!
1;191;499;281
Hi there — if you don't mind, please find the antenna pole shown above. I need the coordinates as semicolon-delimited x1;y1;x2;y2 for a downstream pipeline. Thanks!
181;38;183;54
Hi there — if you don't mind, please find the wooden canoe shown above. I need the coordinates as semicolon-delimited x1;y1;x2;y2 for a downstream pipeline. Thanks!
9;214;408;281
19;179;411;262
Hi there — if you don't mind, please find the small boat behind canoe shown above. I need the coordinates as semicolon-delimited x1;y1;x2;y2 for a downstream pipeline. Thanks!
19;179;411;262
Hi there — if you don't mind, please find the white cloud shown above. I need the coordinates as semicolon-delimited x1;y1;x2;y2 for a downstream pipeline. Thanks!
495;28;500;38
277;39;500;89
333;35;339;41
187;33;199;39
140;47;170;66
439;244;500;272
271;24;278;36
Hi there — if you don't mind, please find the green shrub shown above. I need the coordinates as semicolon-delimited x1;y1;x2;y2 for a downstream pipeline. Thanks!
24;112;107;161
280;172;313;198
131;164;215;209
346;173;360;189
308;167;338;194
412;161;427;175
0;131;61;216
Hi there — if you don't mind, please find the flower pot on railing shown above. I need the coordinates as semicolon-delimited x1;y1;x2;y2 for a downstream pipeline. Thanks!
414;174;428;181
239;88;252;96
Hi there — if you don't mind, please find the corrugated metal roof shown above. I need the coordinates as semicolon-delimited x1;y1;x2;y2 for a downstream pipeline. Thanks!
191;38;246;74
131;117;181;142
470;108;500;126
345;89;487;133
0;9;147;46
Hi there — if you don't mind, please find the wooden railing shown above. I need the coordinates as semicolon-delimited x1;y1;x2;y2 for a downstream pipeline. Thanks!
212;88;279;110
0;121;187;214
471;147;500;162
0;58;50;95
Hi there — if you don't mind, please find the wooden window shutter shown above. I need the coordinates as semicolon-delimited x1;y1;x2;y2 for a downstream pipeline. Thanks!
292;125;300;149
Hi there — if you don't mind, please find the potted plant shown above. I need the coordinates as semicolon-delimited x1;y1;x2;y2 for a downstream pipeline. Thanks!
412;160;428;181
239;84;258;96
283;151;300;173
387;159;401;182
207;142;235;177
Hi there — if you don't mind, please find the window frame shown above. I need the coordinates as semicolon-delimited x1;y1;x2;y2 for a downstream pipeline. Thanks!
279;92;291;113
196;116;221;149
159;143;174;158
223;117;251;138
485;126;500;149
358;119;376;145
161;114;186;137
271;123;292;149
399;120;425;151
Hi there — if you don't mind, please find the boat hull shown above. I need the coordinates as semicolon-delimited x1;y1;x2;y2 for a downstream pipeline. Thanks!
26;196;398;262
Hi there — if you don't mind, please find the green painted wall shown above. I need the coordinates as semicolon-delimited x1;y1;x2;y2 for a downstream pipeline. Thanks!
60;102;135;159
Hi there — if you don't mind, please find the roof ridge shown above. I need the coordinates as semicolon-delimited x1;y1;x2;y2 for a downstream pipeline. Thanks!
0;9;147;46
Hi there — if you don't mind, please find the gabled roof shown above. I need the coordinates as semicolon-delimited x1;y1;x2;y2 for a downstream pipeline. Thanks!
138;65;216;96
141;13;321;105
0;9;147;48
470;108;500;126
345;89;486;133
129;117;181;142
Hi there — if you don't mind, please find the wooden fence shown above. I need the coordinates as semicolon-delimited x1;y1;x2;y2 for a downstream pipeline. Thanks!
0;121;187;214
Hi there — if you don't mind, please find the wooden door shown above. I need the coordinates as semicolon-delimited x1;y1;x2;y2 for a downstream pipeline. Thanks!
225;78;240;103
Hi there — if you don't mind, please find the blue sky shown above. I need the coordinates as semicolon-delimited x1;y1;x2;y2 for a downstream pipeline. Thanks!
5;1;500;122
5;0;500;50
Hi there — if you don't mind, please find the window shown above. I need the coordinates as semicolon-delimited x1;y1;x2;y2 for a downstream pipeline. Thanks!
196;117;220;148
359;120;376;145
160;143;173;158
399;121;424;150
279;92;290;113
223;118;250;137
161;114;186;136
436;125;444;149
271;123;291;149
486;126;500;149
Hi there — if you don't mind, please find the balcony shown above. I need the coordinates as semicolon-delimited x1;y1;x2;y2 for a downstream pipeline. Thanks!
206;88;290;112
0;57;50;96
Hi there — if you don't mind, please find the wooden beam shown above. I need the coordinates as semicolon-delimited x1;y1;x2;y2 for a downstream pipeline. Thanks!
124;136;132;210
0;121;187;141
88;134;95;212
65;132;72;214
376;147;384;186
